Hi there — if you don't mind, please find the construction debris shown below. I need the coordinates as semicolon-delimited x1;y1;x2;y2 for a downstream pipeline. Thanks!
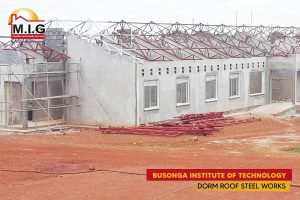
98;112;258;137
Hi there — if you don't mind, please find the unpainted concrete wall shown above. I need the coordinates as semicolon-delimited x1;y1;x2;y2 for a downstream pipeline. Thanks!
267;56;297;103
297;71;300;102
4;81;22;125
0;64;26;126
296;54;300;102
0;63;66;127
45;28;66;54
22;63;65;122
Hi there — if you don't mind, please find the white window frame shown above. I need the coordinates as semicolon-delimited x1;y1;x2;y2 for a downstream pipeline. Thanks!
144;80;159;111
205;74;218;102
249;70;265;96
176;77;190;106
229;72;240;99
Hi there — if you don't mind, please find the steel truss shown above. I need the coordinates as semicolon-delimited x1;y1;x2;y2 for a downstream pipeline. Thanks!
2;20;300;62
0;39;69;63
43;20;300;61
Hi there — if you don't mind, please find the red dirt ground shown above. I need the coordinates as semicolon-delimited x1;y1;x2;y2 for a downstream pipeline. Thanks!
0;116;300;200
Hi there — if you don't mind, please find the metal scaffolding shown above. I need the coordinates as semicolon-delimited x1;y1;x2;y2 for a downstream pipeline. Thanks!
1;63;79;132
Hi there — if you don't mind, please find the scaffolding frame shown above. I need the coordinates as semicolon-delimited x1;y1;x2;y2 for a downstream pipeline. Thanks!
1;63;79;132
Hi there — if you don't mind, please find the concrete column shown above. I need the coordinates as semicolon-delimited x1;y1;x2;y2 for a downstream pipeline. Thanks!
293;68;297;104
61;76;66;120
266;69;272;104
21;85;28;129
135;63;141;126
296;71;300;102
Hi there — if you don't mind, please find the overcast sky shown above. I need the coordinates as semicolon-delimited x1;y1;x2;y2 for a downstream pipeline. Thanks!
1;0;300;36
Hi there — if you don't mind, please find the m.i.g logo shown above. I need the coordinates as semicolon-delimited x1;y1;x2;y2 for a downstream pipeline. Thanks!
8;8;45;39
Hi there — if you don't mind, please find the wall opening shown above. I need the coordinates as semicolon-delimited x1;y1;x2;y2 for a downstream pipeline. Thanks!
270;69;292;102
250;71;263;95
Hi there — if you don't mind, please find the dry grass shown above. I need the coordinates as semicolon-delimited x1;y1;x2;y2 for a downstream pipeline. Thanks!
285;146;300;153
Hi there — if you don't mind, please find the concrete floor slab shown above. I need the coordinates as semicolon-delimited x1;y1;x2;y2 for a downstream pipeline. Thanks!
248;102;294;116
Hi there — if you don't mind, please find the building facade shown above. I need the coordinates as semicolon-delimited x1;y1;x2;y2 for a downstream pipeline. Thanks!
1;21;300;129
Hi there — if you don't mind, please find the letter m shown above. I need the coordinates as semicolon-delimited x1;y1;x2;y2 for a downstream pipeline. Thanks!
12;24;23;33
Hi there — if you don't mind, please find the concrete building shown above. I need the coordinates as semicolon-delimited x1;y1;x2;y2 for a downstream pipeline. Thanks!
1;20;300;129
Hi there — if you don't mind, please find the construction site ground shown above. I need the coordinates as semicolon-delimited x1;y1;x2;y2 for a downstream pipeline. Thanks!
0;115;300;200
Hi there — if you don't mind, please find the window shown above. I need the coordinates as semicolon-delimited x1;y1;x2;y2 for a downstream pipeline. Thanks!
229;73;240;98
144;80;159;110
176;77;189;105
206;75;217;101
250;71;264;95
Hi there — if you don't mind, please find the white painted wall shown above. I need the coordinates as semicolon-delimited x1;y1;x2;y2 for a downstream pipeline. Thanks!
65;36;269;126
139;57;267;124
66;35;138;126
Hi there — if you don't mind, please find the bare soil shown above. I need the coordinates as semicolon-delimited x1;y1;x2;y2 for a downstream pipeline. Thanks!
0;116;299;200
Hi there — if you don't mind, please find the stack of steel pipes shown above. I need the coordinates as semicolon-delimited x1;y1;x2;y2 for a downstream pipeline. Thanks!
98;112;257;137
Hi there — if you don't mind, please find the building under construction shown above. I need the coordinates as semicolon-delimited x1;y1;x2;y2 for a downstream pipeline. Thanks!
0;20;300;130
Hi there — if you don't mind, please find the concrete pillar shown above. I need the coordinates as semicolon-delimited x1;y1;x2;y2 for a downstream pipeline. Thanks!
293;68;297;104
266;69;272;104
21;86;28;129
61;76;66;120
